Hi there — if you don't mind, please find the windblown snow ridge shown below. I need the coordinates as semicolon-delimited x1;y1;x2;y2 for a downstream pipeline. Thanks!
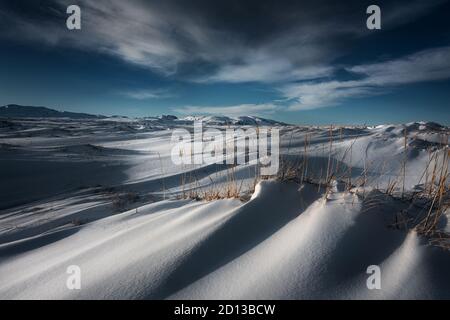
0;181;448;300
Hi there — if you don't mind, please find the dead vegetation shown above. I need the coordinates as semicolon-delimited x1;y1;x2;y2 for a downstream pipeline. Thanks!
173;123;449;249
179;164;252;202
275;124;449;250
112;191;141;212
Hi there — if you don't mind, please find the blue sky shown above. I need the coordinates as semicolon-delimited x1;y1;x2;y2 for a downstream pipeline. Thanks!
0;0;450;125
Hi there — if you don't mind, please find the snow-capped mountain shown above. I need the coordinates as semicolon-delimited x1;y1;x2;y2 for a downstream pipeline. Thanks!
179;115;288;126
1;105;287;126
143;114;288;126
0;104;104;119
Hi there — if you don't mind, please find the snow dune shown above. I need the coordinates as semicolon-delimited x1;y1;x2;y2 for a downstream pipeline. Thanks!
171;182;450;299
0;117;449;299
0;199;240;299
0;181;448;299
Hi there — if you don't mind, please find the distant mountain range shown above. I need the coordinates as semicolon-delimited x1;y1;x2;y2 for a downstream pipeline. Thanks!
175;115;288;126
0;104;287;125
0;104;104;119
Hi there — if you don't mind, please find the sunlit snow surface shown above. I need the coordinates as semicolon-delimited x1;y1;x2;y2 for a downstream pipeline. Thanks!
0;117;449;299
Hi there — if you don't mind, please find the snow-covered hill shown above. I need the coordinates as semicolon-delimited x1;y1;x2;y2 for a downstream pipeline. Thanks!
142;114;288;126
0;105;104;119
0;117;448;299
179;115;288;126
1;104;287;126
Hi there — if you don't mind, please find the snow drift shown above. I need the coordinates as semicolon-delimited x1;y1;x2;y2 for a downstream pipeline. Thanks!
0;181;448;299
0;115;448;300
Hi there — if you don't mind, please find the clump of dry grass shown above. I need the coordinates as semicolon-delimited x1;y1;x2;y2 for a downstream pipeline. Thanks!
176;124;449;249
380;137;449;250
415;146;449;247
276;125;449;249
112;191;141;212
181;164;255;202
71;218;87;226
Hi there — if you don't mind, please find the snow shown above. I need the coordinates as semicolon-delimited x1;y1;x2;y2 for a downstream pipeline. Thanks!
0;198;241;299
0;116;448;299
171;184;449;299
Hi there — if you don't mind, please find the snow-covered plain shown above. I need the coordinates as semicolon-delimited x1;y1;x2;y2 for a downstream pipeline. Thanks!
0;116;449;299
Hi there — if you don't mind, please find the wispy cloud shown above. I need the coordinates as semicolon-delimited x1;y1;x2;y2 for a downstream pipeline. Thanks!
119;89;174;100
282;46;450;110
2;0;444;81
1;0;449;117
349;46;450;85
200;58;333;84
173;103;279;117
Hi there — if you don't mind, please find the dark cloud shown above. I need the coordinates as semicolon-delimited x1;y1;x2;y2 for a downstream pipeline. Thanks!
1;0;445;75
1;0;449;113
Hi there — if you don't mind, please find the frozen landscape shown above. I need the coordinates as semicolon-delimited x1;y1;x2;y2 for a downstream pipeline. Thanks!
0;106;449;299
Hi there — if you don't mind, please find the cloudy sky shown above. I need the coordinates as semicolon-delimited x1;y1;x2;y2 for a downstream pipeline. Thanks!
1;0;449;124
